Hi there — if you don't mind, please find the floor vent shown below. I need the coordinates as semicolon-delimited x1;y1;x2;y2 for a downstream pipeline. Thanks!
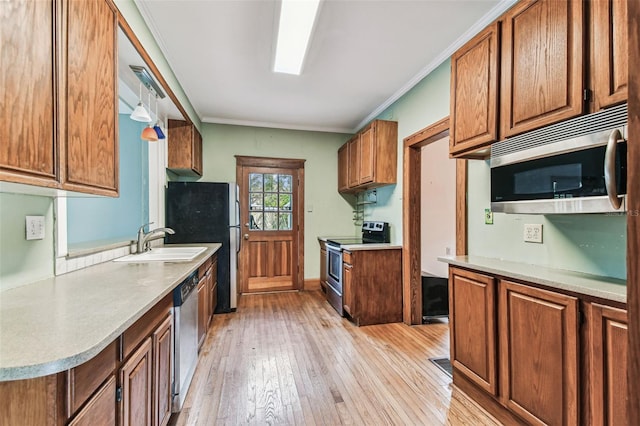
429;357;452;378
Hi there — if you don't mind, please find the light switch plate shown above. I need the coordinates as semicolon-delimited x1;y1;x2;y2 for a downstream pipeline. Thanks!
524;223;543;243
26;216;45;240
484;209;494;225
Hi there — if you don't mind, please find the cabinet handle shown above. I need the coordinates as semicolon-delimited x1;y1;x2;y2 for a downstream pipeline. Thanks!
604;129;624;210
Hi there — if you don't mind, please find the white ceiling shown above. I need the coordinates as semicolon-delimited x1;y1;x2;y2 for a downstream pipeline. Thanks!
134;0;515;133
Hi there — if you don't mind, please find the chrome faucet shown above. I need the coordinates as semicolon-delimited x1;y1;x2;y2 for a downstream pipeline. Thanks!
136;222;175;253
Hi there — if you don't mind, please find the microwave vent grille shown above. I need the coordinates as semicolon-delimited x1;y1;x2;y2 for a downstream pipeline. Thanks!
491;103;627;159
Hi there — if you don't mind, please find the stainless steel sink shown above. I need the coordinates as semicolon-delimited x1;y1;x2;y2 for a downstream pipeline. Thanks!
114;246;207;262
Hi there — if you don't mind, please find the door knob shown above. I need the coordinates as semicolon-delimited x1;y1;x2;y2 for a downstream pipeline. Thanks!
243;234;249;240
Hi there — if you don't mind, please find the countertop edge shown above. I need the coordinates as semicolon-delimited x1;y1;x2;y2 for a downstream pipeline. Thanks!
341;244;402;251
438;255;626;304
0;244;221;381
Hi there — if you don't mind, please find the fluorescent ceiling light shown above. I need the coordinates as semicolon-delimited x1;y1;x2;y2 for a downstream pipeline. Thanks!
273;0;321;75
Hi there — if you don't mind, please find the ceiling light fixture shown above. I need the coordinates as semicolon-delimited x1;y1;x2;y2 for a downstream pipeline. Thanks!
153;94;166;139
141;92;158;141
273;0;321;75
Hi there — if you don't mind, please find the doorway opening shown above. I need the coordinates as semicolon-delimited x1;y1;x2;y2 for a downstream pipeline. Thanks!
402;117;467;324
235;156;305;294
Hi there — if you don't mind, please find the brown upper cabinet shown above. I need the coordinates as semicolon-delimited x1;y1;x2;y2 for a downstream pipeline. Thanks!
0;0;119;196
338;120;397;193
591;0;628;111
450;0;628;158
500;0;584;138
168;119;203;177
337;143;349;192
449;22;500;158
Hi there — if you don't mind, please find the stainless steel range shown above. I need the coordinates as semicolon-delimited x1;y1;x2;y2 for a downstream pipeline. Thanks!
325;221;390;314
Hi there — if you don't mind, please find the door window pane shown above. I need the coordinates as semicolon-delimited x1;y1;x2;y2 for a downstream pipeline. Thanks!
279;175;292;192
250;212;263;230
247;172;294;231
264;174;278;192
250;173;263;191
279;213;292;230
250;193;263;211
264;213;278;230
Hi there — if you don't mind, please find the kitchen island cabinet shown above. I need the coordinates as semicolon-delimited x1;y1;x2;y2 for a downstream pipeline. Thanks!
1;0;119;196
341;247;402;326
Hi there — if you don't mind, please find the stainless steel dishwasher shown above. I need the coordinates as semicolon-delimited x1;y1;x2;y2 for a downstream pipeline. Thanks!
172;270;199;412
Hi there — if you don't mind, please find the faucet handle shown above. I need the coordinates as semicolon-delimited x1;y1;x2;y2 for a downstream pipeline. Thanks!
138;222;154;234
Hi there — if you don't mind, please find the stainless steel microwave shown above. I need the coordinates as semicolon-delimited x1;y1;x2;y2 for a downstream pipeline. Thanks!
490;106;628;214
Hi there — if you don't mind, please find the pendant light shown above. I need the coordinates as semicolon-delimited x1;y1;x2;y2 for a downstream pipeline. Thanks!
152;94;166;139
130;83;152;122
141;91;159;141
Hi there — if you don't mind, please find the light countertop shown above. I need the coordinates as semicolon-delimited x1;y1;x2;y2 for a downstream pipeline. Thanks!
438;255;626;304
0;243;221;381
342;243;402;251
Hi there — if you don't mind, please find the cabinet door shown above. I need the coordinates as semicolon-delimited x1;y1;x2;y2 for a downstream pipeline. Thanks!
337;144;349;192
64;0;118;195
342;262;353;316
68;375;116;426
0;0;57;186
592;0;628;110
501;0;584;137
499;280;578;425
450;22;500;157
358;125;375;184
120;337;153;426
589;303;628;426
197;277;207;350
152;314;173;426
449;267;497;395
347;136;360;188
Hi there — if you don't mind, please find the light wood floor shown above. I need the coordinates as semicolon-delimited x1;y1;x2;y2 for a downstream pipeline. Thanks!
170;290;500;426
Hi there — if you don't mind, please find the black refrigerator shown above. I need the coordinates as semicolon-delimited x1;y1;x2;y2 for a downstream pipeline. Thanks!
165;182;239;313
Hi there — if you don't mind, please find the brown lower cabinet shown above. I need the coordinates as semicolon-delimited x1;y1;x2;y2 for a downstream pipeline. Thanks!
120;338;153;426
341;248;402;326
0;294;174;426
589;303;628;426
449;266;627;425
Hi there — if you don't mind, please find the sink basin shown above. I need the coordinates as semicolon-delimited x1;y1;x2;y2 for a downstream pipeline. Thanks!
114;246;208;262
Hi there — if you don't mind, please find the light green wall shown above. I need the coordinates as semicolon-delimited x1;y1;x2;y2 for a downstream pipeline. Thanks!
366;60;453;244
199;123;356;280
467;160;627;279
114;0;201;129
0;194;54;290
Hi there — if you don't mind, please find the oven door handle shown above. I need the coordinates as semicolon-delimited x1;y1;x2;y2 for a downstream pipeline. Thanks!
604;129;624;210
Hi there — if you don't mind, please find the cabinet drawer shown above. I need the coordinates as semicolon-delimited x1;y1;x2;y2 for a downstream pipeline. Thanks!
67;340;118;416
122;294;172;359
343;250;353;265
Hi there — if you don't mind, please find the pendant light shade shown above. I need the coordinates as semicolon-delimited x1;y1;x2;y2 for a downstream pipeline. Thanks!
130;102;152;122
130;83;152;122
152;94;166;139
141;125;159;141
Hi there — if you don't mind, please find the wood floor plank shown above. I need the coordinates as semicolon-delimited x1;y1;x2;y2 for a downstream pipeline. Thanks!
170;290;500;426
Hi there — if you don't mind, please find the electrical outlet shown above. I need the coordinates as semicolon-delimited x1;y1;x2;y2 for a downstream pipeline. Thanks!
523;223;543;243
26;216;45;240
